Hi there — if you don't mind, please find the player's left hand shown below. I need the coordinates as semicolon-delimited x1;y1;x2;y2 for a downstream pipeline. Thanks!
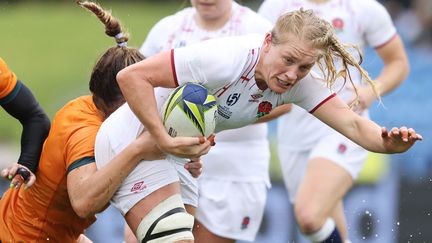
1;163;36;190
381;126;423;153
184;158;203;178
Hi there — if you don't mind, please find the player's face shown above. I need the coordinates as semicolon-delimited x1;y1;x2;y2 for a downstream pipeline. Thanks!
191;0;232;21
258;33;318;94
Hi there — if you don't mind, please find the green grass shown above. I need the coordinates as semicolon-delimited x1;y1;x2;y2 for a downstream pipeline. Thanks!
0;1;182;141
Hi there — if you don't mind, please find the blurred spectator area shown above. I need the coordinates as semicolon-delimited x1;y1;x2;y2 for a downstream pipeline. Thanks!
365;44;432;183
381;0;432;49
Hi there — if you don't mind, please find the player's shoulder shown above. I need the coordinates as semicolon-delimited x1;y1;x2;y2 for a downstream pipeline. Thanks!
47;97;101;155
349;0;393;29
55;96;101;125
174;34;263;76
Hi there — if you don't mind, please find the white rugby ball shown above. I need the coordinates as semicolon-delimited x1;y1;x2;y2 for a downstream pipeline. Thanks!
161;83;218;138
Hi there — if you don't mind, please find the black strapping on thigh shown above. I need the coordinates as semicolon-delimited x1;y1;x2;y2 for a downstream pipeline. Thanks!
141;207;191;243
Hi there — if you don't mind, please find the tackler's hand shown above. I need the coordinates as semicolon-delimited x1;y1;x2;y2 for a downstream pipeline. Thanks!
184;158;204;178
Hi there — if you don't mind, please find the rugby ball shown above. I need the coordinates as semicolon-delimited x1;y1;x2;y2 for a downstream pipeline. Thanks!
161;83;218;138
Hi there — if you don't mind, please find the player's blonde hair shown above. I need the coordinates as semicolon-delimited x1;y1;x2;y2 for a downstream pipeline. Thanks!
271;8;380;105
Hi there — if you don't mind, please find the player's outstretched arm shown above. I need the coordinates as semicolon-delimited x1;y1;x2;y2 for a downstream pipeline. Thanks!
312;95;422;154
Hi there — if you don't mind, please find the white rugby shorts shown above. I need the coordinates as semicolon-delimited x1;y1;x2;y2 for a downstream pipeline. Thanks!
279;129;367;203
95;131;198;215
195;179;267;241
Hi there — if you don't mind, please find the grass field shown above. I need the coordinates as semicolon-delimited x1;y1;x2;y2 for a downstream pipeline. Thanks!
0;1;186;141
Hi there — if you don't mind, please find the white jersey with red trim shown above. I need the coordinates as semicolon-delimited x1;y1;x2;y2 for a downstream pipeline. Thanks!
96;35;333;208
172;34;334;132
140;3;274;182
259;0;397;149
140;1;273;143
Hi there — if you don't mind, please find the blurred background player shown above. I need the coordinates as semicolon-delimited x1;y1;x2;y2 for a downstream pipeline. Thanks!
258;0;409;242
137;0;274;242
0;57;50;189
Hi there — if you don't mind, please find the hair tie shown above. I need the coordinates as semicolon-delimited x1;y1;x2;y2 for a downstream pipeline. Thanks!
115;33;127;47
117;42;127;47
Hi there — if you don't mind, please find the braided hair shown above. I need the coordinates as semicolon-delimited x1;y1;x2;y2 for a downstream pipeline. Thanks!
77;1;144;117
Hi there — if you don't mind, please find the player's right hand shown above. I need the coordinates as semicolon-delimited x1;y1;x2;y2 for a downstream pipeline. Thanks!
1;163;36;190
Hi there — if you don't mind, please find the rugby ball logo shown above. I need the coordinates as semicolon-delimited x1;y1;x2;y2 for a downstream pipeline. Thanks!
161;83;218;137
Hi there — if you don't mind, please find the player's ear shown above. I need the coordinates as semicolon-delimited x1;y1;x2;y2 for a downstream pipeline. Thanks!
262;32;272;53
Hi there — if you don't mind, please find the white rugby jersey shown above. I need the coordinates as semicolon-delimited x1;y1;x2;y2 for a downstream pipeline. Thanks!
140;1;272;142
259;0;397;149
140;1;273;143
141;2;272;57
172;34;334;132
139;3;276;182
99;34;333;184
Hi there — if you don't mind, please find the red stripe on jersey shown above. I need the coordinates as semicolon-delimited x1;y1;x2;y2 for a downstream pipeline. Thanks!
240;76;250;81
309;93;337;113
239;48;259;83
245;49;260;78
374;33;398;50
214;83;235;98
170;49;179;87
